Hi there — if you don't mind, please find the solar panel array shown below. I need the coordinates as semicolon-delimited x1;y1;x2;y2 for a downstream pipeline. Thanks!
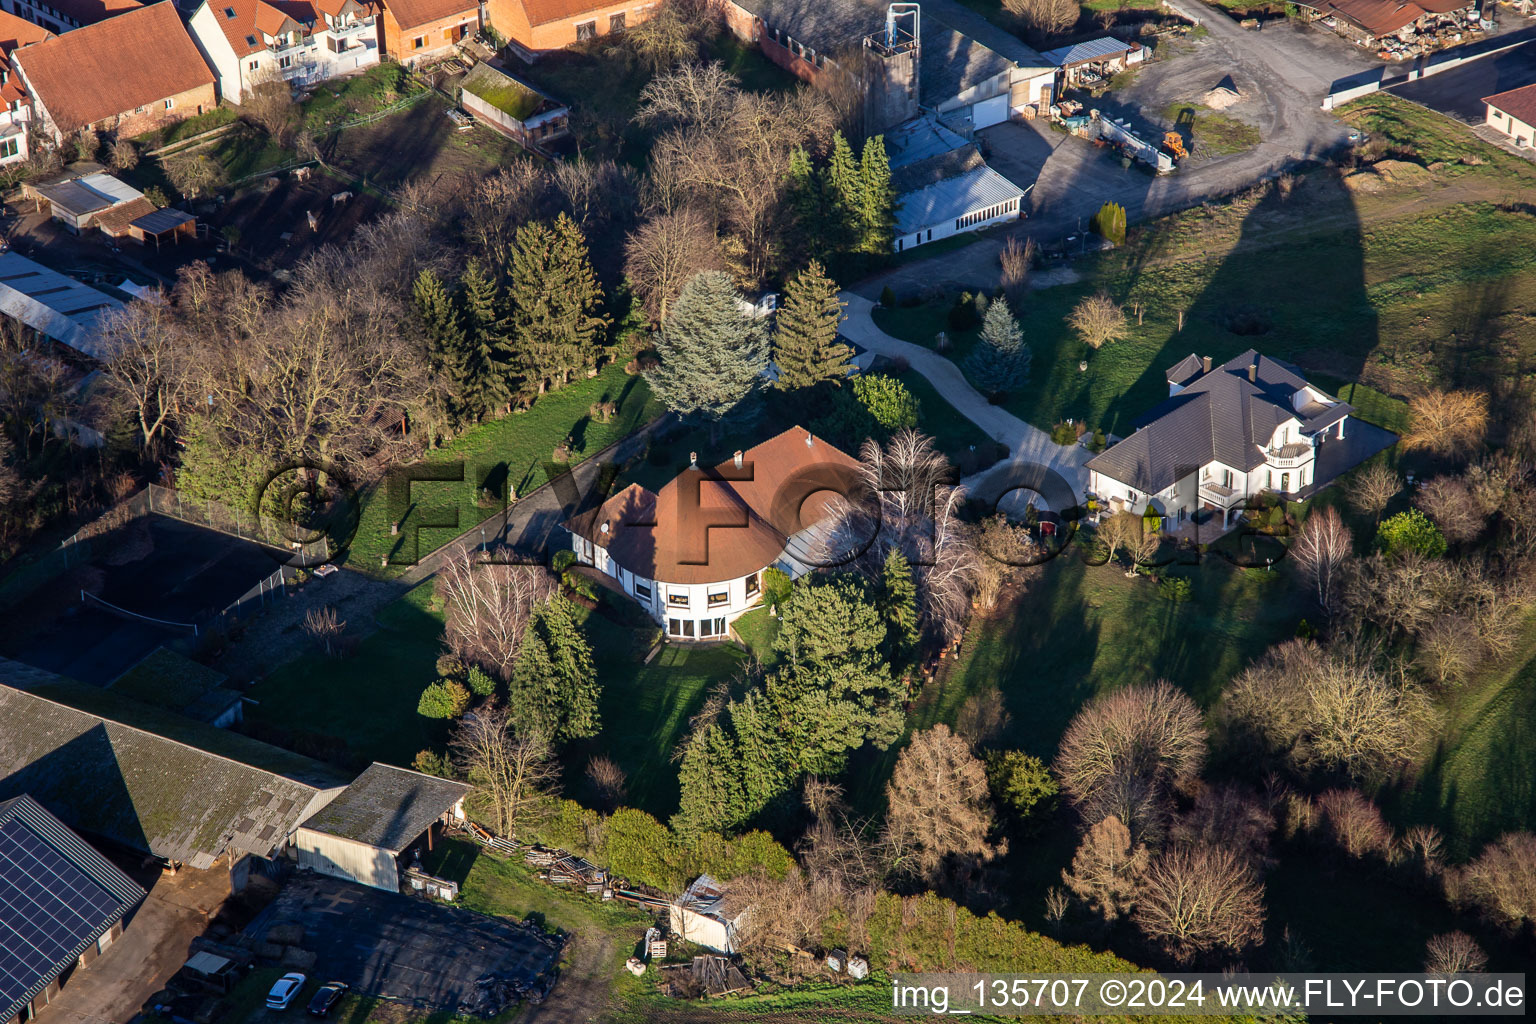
0;817;123;1009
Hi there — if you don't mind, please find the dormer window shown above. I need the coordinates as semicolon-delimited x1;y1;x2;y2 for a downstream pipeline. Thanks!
245;33;257;44
224;5;236;16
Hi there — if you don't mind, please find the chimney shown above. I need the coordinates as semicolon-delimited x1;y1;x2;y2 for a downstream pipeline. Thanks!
1201;355;1211;374
733;450;743;469
689;450;697;468
1247;363;1257;383
805;432;814;448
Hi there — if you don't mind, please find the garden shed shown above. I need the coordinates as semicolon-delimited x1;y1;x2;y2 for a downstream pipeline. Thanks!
291;763;470;892
458;60;569;148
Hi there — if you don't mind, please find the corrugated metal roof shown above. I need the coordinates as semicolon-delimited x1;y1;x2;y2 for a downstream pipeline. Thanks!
34;180;113;218
1040;36;1136;67
297;763;469;853
895;164;1025;234
0;252;123;359
77;173;144;205
886;117;970;170
130;207;195;235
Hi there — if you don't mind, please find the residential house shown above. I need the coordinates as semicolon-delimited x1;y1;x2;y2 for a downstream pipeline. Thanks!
1483;81;1536;148
0;663;350;884
186;0;380;104
1039;35;1144;89
1086;351;1354;528
0;11;49;166
291;763;469;893
0;795;146;1024
0;0;137;35
564;426;861;639
12;1;217;143
720;0;1055;133
485;0;655;55
458;60;568;145
888;133;1023;252
376;0;477;61
669;875;749;953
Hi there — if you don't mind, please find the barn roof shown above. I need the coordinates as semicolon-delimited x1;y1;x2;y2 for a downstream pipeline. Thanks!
893;162;1025;235
0;666;347;868
297;763;469;853
0;251;124;359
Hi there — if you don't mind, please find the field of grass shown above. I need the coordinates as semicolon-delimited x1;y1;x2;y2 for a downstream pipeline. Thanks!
348;364;662;573
731;606;780;668
564;607;742;818
1164;102;1261;156
300;63;424;132
245;582;447;768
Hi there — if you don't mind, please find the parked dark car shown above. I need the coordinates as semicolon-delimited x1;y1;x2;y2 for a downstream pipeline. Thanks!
306;982;348;1017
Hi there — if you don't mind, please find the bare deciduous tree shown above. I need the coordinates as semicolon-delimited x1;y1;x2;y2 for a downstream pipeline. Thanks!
1061;814;1147;921
973;513;1040;611
109;138;138;172
1417;475;1487;544
624;206;721;321
302;605;346;656
1220;639;1438;785
1055;681;1205;841
999;236;1035;307
1424;931;1488;974
242;64;298;146
1399;824;1446;879
437;551;558;679
1003;0;1080;34
1402;389;1488;460
955;689;1012;750
449;706;559;838
1100;510;1159;572
882;724;998;886
1134;845;1265;965
100;296;187;449
1171;784;1275;868
585;754;628;812
1417;613;1483;687
1448;831;1536;934
1316;788;1394;860
164;152;227;200
1294;504;1352;614
1347;460;1399;523
828;429;976;642
1068;292;1128;350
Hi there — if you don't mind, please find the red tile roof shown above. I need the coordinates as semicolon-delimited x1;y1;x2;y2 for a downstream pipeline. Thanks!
39;0;142;27
567;426;861;586
518;0;626;27
380;0;475;31
1485;82;1536;129
14;2;214;133
0;10;51;107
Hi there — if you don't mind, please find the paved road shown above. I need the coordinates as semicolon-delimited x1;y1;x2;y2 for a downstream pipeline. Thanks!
861;2;1370;298
839;292;1094;504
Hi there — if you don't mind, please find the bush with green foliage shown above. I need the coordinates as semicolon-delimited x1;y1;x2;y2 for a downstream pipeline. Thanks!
417;679;471;719
466;665;497;697
853;373;920;432
1091;201;1127;245
948;292;980;331
762;566;792;609
1050;422;1078;446
880;285;896;307
1091;428;1106;452
552;549;577;573
412;749;454;777
985;751;1058;821
435;654;466;678
1377;508;1447;558
1159;575;1193;602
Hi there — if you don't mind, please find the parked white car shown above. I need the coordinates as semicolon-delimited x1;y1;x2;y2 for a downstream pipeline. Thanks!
266;973;308;1010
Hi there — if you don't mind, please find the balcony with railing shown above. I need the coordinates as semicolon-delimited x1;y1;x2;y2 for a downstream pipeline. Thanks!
1198;477;1242;507
1264;442;1313;469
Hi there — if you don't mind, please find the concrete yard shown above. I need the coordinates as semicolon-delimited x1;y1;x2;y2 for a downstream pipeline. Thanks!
246;875;561;1014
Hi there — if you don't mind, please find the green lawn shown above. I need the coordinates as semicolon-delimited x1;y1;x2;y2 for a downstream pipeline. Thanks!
245;582;447;768
731;606;780;668
300;63;424;132
1163;102;1261;157
349;363;662;573
564;608;743;819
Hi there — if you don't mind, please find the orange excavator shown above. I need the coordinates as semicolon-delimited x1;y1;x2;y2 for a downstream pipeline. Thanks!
1163;131;1188;161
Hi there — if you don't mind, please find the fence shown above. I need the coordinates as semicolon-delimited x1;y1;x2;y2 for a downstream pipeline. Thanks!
220;564;295;621
144;484;331;565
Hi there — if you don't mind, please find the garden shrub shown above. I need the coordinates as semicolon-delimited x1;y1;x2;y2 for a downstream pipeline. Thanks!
1378;508;1447;558
762;567;792;609
948;292;980;331
417;679;470;719
413;749;454;777
1050;422;1078;446
852;373;920;432
1159;575;1193;602
552;549;577;573
435;654;466;678
466;665;496;697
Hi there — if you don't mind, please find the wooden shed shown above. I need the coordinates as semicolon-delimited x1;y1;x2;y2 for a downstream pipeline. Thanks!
458;60;570;148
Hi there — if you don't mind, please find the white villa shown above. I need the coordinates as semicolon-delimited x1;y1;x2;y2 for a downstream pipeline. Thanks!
1086;350;1353;528
187;0;380;105
564;426;859;640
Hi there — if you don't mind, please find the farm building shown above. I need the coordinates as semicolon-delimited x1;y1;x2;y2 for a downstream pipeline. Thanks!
1484;81;1536;147
376;0;478;61
126;207;198;248
0;11;51;166
0;251;124;359
0;0;140;33
291;763;470;892
1039;36;1144;88
26;172;146;234
1306;0;1477;48
565;426;862;639
0;663;350;885
890;144;1024;252
107;648;243;728
669;875;749;953
459;61;569;146
0;795;146;1024
486;0;657;55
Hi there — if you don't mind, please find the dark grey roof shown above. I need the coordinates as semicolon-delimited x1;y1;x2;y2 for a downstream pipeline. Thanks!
891;144;984;192
1164;353;1204;387
130;208;195;235
732;0;1048;105
34;180;113;218
297;763;469;853
886;116;970;169
0;794;145;1023
1086;350;1353;494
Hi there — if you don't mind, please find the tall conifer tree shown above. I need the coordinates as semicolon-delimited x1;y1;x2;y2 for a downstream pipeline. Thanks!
773;260;851;390
643;271;769;442
507;213;610;396
858;134;896;255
